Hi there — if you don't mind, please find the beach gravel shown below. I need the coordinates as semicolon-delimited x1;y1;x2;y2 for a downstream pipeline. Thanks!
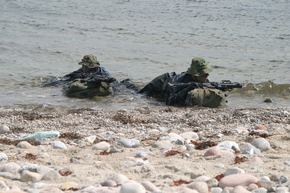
0;105;289;192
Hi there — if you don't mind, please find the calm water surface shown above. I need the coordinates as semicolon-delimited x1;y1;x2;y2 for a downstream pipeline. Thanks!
0;0;289;109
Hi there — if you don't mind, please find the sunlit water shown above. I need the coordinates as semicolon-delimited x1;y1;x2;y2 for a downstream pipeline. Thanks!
1;0;289;109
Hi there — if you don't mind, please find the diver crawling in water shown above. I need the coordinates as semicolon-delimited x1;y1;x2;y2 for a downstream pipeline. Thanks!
43;56;242;108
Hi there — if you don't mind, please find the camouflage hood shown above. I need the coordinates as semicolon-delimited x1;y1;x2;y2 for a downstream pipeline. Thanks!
78;55;100;68
187;57;212;76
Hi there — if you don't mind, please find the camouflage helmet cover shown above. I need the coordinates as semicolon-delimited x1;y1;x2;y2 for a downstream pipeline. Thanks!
78;54;100;68
187;57;212;76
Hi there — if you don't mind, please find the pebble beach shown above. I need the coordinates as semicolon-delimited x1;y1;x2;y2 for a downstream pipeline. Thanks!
0;105;290;193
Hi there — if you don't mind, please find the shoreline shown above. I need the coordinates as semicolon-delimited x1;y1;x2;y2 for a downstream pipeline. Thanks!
0;105;289;192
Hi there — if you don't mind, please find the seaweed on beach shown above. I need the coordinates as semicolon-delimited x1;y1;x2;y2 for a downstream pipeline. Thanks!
190;140;217;150
59;132;82;139
0;138;40;146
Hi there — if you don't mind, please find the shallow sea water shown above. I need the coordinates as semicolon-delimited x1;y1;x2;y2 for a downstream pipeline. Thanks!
0;0;289;109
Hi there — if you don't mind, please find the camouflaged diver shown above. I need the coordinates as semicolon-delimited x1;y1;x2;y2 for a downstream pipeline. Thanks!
62;55;116;98
139;57;227;107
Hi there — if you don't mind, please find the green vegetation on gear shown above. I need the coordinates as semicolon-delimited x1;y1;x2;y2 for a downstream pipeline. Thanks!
187;57;212;76
185;88;227;108
62;79;112;98
78;55;100;68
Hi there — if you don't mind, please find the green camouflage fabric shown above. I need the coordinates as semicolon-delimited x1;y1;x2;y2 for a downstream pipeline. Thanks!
187;57;212;76
78;55;100;68
62;78;112;98
185;88;227;108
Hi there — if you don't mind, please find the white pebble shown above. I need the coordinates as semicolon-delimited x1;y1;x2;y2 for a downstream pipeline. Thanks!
0;152;8;161
92;141;111;152
0;125;10;134
51;141;67;150
120;180;146;193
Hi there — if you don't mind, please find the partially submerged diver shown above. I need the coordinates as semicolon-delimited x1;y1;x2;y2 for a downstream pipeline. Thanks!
122;57;228;108
44;55;116;98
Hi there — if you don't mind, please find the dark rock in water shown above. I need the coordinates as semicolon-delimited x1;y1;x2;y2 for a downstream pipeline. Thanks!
263;98;273;103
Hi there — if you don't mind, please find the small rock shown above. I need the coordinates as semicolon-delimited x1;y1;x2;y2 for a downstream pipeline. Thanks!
120;180;146;193
0;180;9;191
224;167;245;176
160;133;184;144
248;183;259;190
211;187;223;193
217;141;240;151
141;181;160;192
180;132;199;141
0;125;10;134
219;173;258;188
0;152;8;161
107;173;129;185
251;187;267;193
84;135;97;144
152;140;174;150
204;146;222;157
254;124;267;130
233;185;251;193
17;141;33;149
0;162;20;174
278;175;288;184
51;141;67;150
101;179;117;187
20;170;42;182
41;170;61;182
92;141;111;152
251;138;271;151
263;98;273;103
187;181;208;193
60;181;79;191
119;138;140;148
276;187;289;193
240;143;261;155
135;150;150;158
